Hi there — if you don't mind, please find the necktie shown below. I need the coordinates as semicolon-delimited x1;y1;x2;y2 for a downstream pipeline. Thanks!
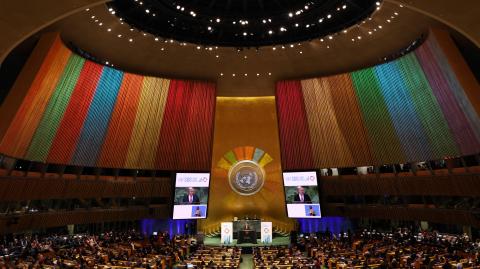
300;195;304;202
189;195;192;203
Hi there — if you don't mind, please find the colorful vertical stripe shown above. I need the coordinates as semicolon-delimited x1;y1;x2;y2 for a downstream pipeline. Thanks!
0;39;216;171
277;32;480;169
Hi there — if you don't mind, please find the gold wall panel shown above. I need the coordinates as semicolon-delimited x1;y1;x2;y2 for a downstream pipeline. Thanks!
200;96;294;233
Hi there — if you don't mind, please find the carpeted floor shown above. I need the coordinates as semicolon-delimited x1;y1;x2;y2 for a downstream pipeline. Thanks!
240;254;253;269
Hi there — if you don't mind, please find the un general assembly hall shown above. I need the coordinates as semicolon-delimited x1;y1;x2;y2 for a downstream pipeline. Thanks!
0;0;480;268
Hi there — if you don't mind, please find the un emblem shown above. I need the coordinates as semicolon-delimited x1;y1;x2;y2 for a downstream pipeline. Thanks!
228;160;265;196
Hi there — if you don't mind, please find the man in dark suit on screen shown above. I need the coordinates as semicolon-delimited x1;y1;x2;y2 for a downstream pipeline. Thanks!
182;187;200;204
293;186;311;203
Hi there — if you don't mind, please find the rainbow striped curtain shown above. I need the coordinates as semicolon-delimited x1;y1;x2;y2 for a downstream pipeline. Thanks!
0;37;216;171
277;32;480;169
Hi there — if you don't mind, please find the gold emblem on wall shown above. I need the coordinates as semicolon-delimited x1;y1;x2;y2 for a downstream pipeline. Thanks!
199;97;294;235
218;146;273;196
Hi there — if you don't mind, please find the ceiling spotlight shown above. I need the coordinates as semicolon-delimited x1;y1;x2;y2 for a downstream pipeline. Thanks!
288;13;293;17
243;32;247;36
220;73;224;76
328;35;333;40
197;46;201;50
268;30;273;35
129;38;133;42
268;72;272;76
244;73;248;76
117;34;122;38
257;73;260;76
107;28;111;32
216;18;221;23
208;26;212;31
145;9;150;13
327;14;332;19
155;37;159;41
342;5;347;9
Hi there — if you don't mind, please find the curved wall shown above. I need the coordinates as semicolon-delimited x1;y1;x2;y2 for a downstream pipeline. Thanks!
0;36;216;170
277;30;480;169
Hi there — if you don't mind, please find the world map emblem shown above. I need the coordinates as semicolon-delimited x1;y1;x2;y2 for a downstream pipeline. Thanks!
217;146;273;196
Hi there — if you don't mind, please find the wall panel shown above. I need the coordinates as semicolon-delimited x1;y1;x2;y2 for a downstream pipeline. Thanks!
0;37;216;171
277;32;480;169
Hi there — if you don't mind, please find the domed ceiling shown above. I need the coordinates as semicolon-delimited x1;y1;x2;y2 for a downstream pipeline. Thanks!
41;0;445;95
108;0;379;47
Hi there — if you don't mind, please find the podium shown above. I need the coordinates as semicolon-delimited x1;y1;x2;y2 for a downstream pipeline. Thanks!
238;229;257;244
221;219;272;245
233;219;260;239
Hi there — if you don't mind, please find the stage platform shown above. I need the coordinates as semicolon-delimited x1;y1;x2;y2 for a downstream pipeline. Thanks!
204;236;290;247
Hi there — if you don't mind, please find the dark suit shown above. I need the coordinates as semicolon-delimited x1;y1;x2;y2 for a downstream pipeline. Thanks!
293;193;311;203
182;194;200;204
